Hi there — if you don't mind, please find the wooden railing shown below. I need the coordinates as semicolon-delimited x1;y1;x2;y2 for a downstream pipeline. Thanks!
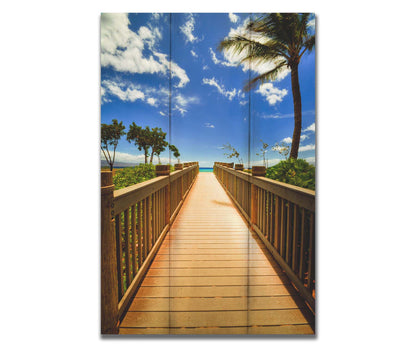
101;163;199;334
214;162;315;312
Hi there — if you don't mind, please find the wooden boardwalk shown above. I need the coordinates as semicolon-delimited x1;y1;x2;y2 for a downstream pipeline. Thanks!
119;172;314;335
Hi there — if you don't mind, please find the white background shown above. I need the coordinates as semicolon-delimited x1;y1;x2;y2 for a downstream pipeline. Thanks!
1;0;415;345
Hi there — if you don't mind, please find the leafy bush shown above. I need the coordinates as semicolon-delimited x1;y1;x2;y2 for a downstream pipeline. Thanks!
266;159;315;190
113;164;156;190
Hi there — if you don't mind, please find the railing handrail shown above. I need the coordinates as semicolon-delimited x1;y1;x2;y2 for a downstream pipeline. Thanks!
113;165;197;215
213;162;315;312
101;163;199;334
215;164;315;211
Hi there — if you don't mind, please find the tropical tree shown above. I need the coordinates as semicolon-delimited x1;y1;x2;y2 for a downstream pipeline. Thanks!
126;123;151;163
219;13;315;159
101;119;125;171
149;127;168;164
169;144;181;163
256;140;269;167
222;143;243;165
272;141;290;160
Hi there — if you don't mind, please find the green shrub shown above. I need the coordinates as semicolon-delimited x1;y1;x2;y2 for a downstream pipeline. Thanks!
113;164;156;190
266;159;315;190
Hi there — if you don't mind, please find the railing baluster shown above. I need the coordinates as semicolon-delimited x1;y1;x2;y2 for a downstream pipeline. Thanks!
307;213;315;292
291;204;299;273
212;163;315;311
280;199;286;260
138;201;143;268
285;202;293;265
115;214;123;300
131;203;137;277
299;208;306;283
146;196;151;254
124;208;131;287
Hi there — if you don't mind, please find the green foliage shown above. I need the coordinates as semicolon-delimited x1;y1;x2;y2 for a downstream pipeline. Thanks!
127;124;170;164
101;119;126;170
127;123;151;163
266;158;315;190
272;142;290;159
113;164;156;190
169;144;181;163
149;127;168;163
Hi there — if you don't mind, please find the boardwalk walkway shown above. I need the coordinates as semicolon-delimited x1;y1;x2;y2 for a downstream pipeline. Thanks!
119;172;314;334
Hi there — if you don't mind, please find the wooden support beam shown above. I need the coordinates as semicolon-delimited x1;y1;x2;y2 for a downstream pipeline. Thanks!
101;171;119;334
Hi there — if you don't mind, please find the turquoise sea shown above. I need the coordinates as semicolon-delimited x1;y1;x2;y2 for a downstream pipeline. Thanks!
199;167;213;172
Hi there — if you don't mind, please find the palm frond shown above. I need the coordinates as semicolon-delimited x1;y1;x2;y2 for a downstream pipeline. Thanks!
243;60;288;91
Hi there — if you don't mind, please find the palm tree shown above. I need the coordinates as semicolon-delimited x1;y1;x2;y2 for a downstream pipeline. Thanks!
219;13;315;159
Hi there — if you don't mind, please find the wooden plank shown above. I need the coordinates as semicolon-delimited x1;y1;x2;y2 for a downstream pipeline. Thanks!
150;260;275;269
156;248;265;255
120;325;313;335
120;308;309;328
141;275;290;286
153;253;271;261
128;295;304;311
119;172;314;334
135;285;297;298
145;267;281;277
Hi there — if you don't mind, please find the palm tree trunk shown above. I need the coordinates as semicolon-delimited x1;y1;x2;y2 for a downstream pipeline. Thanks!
289;63;302;159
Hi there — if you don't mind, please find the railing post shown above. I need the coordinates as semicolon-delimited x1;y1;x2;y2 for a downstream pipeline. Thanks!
251;166;266;227
155;165;171;226
101;171;119;334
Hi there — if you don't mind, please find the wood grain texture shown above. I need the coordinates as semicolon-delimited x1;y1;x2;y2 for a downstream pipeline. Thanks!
119;173;314;335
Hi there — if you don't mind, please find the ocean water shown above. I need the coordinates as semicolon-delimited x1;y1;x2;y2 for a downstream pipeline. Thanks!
199;167;213;172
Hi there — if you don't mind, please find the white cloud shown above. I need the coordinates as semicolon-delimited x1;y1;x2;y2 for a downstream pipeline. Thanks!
202;77;237;101
281;134;309;144
101;13;189;88
202;65;209;70
255;83;288;105
190;50;198;57
172;94;199;116
159;111;166;116
307;18;316;30
151;13;162;21
101;151;170;165
229;13;239;23
180;13;198;43
204;123;215;128
304;122;315;132
209;47;237;67
101;80;145;103
259;110;315;119
153;52;190;88
221;17;290;80
299;144;315;152
147;97;156;106
240;100;248;106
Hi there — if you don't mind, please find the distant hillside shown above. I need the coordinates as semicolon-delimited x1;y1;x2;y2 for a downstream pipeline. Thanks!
101;160;137;168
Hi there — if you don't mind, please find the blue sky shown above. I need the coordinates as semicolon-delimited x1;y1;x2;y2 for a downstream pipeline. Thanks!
101;13;316;167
